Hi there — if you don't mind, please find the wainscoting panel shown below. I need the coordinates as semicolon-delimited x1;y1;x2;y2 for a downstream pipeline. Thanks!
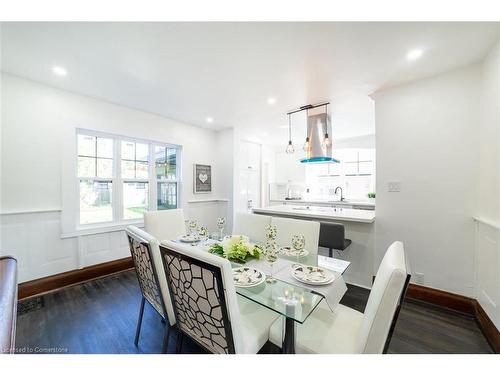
474;218;500;331
0;211;78;282
187;201;230;233
1;203;227;283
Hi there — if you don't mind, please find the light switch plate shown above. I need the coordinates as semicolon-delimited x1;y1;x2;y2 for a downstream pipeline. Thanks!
388;181;401;192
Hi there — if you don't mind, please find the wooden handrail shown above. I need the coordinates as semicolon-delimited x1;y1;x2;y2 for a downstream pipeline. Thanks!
0;256;18;354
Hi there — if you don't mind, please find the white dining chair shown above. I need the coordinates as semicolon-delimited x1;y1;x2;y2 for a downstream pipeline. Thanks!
270;216;320;255
232;212;271;245
126;226;177;352
269;241;410;354
144;208;186;241
159;241;279;354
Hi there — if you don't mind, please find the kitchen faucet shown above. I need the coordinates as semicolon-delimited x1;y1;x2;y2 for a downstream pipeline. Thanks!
334;186;345;201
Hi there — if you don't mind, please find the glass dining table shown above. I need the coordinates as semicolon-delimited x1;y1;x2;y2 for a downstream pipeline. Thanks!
163;239;350;354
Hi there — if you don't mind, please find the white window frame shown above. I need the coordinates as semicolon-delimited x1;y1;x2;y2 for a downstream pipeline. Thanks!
75;129;182;231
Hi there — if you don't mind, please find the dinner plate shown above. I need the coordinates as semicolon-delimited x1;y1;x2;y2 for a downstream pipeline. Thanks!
177;234;200;243
291;264;334;285
280;246;309;258
233;267;266;288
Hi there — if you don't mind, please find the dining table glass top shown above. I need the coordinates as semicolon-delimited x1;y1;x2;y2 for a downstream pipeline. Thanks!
233;267;325;323
162;237;347;324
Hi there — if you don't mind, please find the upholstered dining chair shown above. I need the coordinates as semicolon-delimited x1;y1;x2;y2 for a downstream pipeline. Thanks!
144;208;186;241
269;241;411;354
232;212;271;244
270;216;320;256
159;241;279;354
126;226;176;353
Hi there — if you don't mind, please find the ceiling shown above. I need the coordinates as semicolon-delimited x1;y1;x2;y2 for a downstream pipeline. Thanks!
1;22;499;145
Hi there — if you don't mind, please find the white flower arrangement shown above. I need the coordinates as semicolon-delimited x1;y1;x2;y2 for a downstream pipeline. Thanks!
209;235;262;263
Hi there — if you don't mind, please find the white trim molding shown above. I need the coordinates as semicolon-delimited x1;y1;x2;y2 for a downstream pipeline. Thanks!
187;198;229;203
0;208;62;215
473;216;500;230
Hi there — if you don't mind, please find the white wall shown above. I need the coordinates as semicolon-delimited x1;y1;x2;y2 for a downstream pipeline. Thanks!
374;64;481;297
0;73;230;281
474;40;500;330
477;41;500;223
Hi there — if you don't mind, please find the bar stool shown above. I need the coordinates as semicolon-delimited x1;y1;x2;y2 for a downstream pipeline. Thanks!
319;222;352;257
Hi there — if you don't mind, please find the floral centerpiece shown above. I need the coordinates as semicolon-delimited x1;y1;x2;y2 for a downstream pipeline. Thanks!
209;235;262;263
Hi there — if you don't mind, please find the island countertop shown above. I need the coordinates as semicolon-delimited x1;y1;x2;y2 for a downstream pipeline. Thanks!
252;205;375;223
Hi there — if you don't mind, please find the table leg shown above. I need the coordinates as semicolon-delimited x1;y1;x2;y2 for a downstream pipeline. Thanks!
282;317;296;354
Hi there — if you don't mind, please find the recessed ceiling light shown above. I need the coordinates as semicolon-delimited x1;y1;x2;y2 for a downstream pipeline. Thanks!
406;49;423;61
267;97;277;105
52;66;68;76
206;117;214;124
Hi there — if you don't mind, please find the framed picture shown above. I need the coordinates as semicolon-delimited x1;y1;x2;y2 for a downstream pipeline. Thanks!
193;164;212;194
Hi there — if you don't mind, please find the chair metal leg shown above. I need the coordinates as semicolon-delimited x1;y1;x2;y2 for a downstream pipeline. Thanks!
329;248;333;258
161;325;171;354
176;331;184;353
134;296;146;347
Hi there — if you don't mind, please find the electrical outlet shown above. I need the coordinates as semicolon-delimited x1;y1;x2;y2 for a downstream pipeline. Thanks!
414;272;424;284
388;181;401;192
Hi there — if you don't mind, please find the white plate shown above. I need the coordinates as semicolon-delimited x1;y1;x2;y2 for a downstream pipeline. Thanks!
280;246;309;258
291;264;334;285
177;235;200;243
233;267;266;288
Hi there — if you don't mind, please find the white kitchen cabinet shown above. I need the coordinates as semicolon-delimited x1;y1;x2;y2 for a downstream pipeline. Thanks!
236;169;260;212
275;150;306;183
239;140;261;171
358;149;375;162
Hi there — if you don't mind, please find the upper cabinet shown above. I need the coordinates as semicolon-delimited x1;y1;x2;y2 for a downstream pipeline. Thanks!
239;140;261;171
275;149;306;183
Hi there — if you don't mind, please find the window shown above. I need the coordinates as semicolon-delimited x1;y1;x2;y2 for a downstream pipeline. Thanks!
77;134;114;224
77;130;181;226
155;146;179;210
304;148;375;201
121;140;150;220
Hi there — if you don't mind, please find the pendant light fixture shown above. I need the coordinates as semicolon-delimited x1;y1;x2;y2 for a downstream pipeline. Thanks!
322;104;332;149
285;101;339;163
302;108;311;152
285;113;295;154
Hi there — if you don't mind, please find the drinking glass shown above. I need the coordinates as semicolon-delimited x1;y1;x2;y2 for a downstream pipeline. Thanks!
291;234;306;263
217;217;226;240
198;226;209;245
264;241;278;284
188;220;198;237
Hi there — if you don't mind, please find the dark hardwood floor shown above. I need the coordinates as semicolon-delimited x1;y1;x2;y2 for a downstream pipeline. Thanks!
15;271;493;354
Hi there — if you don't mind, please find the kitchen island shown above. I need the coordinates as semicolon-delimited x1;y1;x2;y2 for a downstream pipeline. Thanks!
253;205;375;288
253;205;375;223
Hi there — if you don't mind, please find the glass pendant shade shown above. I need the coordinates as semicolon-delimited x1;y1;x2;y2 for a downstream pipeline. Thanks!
302;137;310;151
286;140;294;154
322;133;332;148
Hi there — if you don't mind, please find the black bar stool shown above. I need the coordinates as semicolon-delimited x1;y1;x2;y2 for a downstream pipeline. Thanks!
319;222;352;257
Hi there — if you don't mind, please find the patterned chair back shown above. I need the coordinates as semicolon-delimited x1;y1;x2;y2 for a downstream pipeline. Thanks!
126;227;166;319
159;243;236;354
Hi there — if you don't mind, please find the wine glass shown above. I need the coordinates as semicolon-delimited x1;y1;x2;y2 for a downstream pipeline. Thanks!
198;226;209;245
291;234;306;264
217;217;226;240
264;241;278;284
188;220;198;237
265;224;277;241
